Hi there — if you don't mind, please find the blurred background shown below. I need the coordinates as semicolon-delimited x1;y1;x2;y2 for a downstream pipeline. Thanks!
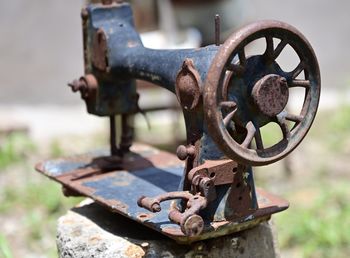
0;0;350;257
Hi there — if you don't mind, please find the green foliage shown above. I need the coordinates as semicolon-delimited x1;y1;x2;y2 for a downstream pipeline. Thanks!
1;177;82;215
0;234;13;258
0;133;36;169
259;122;283;148
276;182;350;258
24;211;44;241
328;105;350;133
310;104;350;152
49;140;64;158
0;176;82;256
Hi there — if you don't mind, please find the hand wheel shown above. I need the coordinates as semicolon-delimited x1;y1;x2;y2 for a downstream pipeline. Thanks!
204;20;320;166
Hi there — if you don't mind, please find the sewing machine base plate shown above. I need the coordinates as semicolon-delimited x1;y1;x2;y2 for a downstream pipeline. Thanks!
36;143;289;244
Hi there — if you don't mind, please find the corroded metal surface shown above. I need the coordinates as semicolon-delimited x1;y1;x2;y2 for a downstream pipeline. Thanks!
204;20;321;166
187;159;237;186
175;59;202;111
252;74;289;117
36;144;288;243
138;191;207;236
38;2;320;240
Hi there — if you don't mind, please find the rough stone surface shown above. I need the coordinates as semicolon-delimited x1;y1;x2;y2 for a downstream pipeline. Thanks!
57;200;280;258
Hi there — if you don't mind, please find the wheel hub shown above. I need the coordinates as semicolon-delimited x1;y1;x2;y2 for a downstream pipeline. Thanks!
251;74;289;117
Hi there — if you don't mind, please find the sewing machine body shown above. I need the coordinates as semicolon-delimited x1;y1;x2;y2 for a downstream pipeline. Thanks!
36;1;320;242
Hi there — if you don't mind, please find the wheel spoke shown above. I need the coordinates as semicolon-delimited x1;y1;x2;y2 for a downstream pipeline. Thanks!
277;116;291;140
254;127;264;150
220;101;237;110
241;121;256;148
222;100;237;127
227;64;245;76
289;79;310;88
238;48;246;66
264;36;274;59
289;62;305;79
285;113;303;123
273;39;288;60
223;110;236;127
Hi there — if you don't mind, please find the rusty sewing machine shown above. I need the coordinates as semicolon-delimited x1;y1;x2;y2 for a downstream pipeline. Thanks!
36;0;320;243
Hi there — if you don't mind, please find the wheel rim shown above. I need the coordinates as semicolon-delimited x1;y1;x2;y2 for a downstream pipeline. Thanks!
204;20;321;166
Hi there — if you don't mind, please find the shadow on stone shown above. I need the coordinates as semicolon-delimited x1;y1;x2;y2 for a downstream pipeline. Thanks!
72;202;166;242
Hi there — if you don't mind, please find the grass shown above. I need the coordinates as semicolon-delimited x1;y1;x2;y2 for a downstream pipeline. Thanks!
308;104;350;153
0;175;83;257
0;133;36;169
0;234;13;258
0;133;83;257
270;103;350;257
1;178;82;215
276;181;350;258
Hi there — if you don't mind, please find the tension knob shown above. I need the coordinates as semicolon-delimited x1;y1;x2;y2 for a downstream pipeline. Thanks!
176;145;196;160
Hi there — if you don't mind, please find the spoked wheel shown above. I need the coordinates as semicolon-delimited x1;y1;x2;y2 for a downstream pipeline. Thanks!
204;20;321;166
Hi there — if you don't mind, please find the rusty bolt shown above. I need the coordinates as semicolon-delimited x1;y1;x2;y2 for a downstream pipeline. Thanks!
68;79;87;93
192;175;203;188
176;145;196;160
68;74;98;100
182;214;204;236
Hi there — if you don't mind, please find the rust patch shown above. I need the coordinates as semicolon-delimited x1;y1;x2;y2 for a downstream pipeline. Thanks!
92;28;109;72
136;212;156;222
175;59;202;110
188;159;237;186
226;165;256;219
252;74;289;117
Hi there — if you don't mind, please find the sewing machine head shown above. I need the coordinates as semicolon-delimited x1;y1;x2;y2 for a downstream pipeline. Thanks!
37;0;320;242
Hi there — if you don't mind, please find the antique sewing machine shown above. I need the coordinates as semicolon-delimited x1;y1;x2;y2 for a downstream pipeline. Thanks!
36;0;320;243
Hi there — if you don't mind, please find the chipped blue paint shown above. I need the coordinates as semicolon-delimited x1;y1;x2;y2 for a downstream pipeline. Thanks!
43;160;86;177
83;165;183;228
42;149;109;177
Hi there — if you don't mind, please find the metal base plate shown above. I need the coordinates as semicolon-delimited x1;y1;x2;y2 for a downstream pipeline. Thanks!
36;143;289;244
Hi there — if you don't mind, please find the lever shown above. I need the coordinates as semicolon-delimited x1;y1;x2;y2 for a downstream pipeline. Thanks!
138;191;207;236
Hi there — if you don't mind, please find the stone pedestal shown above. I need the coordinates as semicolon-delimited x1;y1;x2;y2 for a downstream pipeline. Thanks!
57;200;280;258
